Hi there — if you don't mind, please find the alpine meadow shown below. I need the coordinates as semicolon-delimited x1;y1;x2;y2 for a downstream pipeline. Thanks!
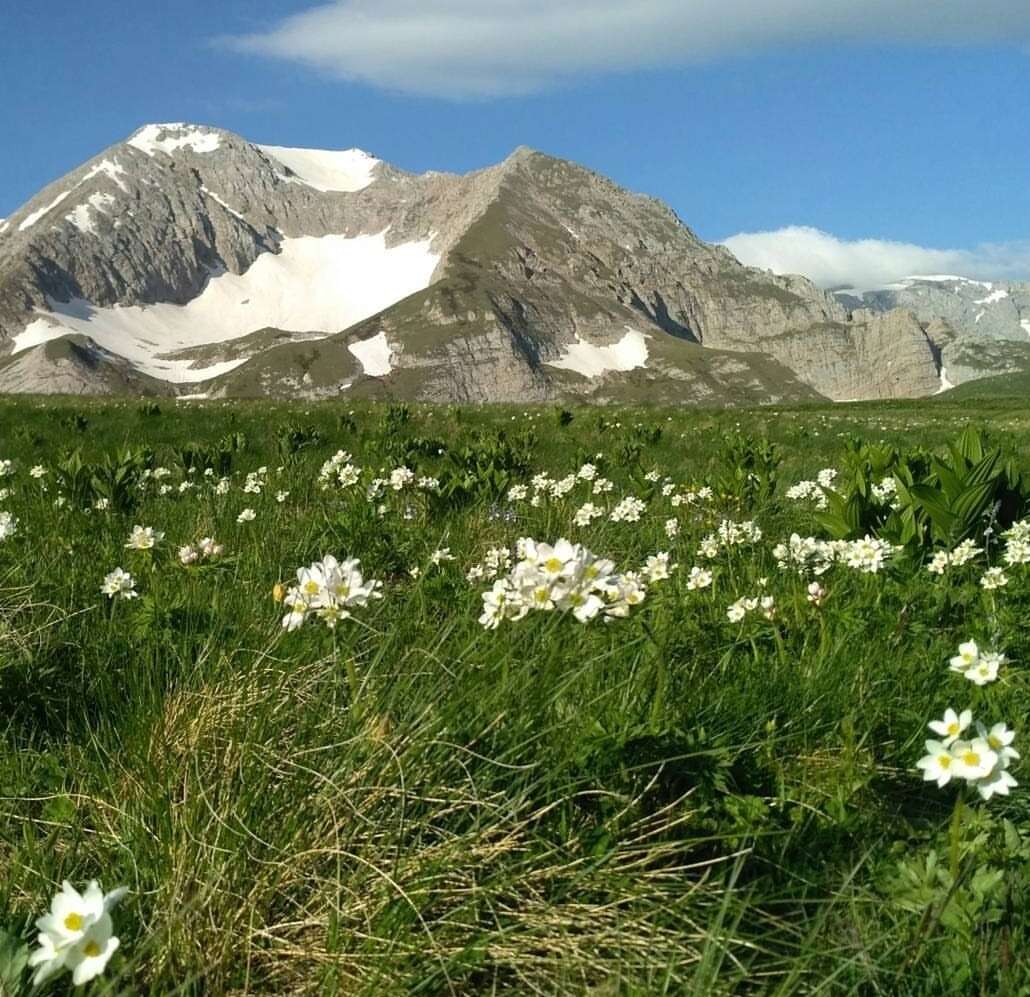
1;392;1030;993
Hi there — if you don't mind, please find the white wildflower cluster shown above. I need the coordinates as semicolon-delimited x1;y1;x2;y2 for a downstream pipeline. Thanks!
237;508;256;523
918;708;1019;801
389;466;415;490
686;566;713;590
478;538;647;628
0;510;17;542
0;459;15;477
318;450;362;489
573;502;604;526
698;519;763;558
27;880;127;987
948;640;1006;687
727;594;776;622
243;467;268;495
773;533;898;576
610;496;647;523
178;536;225;565
870;476;898;505
1002;519;1030;565
125;525;164;550
670;486;713;508
785;480;829;510
281;554;382;631
101;568;137;600
642;552;674;583
980;566;1009;590
927;539;983;575
467;546;513;582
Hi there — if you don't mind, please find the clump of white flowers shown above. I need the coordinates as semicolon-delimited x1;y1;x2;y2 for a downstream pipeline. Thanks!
478;539;647;628
948;640;1006;686
773;533;897;576
467;546;513;582
980;567;1009;590
917;708;1019;801
686;566;713;590
699;519;763;559
237;508;256;524
281;555;382;630
609;496;647;523
27;880;128;987
125;525;164;550
726;594;775;623
179;537;225;565
926;539;983;575
642;552;674;583
319;450;362;489
101;568;137;600
1002;519;1030;565
0;510;17;542
0;459;14;477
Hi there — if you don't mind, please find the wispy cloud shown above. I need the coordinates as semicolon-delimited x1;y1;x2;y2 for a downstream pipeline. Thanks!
722;226;1030;291
224;0;1030;99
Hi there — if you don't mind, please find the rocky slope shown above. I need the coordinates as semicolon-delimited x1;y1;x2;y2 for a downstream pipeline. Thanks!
836;276;1030;387
0;122;946;403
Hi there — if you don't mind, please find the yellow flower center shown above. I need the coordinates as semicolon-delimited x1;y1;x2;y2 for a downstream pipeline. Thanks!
938;755;952;768
303;580;320;594
64;912;85;932
947;723;959;736
544;558;563;573
962;751;980;767
989;735;1002;750
82;940;102;958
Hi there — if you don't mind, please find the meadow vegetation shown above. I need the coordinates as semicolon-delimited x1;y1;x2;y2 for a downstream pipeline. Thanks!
1;394;1030;994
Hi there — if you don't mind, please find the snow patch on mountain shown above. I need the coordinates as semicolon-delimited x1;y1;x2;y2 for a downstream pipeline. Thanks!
80;159;129;192
348;331;394;376
12;231;438;382
128;123;222;157
18;190;72;232
257;145;379;193
975;288;1008;305
66;193;117;234
547;328;649;378
200;186;248;222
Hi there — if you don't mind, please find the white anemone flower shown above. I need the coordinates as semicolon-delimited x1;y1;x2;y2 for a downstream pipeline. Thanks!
916;740;957;787
928;708;972;746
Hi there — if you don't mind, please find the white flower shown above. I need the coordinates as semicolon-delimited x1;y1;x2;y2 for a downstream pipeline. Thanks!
0;459;13;477
643;552;673;583
0;510;17;542
430;547;454;566
928;708;972;746
178;545;199;565
807;581;826;606
949;640;980;674
950;738;999;781
276;490;290;503
980;567;1009;590
916;740;958;788
686;566;712;590
965;651;1005;686
508;484;529;501
389;466;415;491
101;568;137;600
237;508;256;523
577;463;597;481
609;496;646;523
198;537;224;558
664;518;679;539
29;880;127;988
93;498;110;511
281;555;382;630
30;464;47;478
727;598;748;623
125;525;164;550
573;502;603;527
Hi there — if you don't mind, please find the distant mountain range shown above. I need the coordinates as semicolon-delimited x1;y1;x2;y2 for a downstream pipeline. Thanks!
0;122;1020;402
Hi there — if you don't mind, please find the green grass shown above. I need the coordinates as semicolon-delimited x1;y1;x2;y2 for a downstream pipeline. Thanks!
1;395;1030;994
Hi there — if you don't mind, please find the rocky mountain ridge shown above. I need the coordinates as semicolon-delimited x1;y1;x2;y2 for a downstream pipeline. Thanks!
0;122;953;403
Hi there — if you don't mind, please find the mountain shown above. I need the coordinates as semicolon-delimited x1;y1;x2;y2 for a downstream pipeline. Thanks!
835;276;1030;388
0;122;947;403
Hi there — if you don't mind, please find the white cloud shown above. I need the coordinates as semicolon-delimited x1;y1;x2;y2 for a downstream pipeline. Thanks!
722;226;1030;292
226;0;1030;98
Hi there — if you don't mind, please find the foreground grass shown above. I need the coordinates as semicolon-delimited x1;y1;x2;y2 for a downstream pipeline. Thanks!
1;396;1029;994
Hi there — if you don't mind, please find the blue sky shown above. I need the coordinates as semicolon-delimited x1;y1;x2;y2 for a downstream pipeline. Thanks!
3;1;1030;286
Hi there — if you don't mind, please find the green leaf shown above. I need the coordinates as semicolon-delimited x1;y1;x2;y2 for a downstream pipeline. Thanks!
0;928;29;996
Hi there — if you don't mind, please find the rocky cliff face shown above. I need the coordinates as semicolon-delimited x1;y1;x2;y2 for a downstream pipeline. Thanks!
0;122;945;403
836;276;1030;387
